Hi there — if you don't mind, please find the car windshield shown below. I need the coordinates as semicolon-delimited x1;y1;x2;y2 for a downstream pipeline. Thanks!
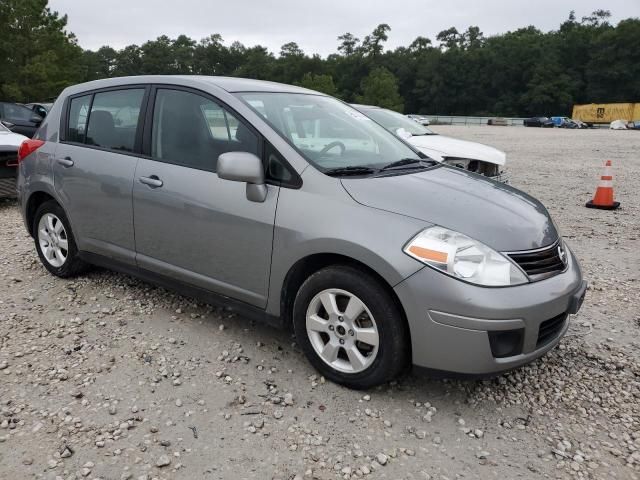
235;92;424;173
360;108;436;136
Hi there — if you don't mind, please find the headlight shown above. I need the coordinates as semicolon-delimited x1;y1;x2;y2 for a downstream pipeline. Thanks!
403;227;528;286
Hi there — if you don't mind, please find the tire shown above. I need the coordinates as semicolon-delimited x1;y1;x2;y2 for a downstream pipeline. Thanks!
293;265;410;389
33;200;88;278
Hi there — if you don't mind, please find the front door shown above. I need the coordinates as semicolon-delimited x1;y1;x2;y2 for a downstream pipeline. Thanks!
53;88;147;264
133;87;278;308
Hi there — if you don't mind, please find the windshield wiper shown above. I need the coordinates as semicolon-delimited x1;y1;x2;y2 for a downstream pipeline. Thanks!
379;158;434;172
324;166;378;177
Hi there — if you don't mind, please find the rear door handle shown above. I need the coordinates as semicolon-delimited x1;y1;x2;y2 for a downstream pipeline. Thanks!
139;175;163;188
57;157;74;167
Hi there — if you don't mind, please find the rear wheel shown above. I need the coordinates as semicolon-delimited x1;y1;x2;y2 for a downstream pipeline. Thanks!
33;200;88;278
293;266;409;389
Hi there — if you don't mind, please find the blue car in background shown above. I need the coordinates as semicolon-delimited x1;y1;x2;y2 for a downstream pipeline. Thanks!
551;116;580;129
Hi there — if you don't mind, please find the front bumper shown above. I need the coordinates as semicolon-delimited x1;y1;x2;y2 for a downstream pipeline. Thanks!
490;170;509;184
394;245;585;374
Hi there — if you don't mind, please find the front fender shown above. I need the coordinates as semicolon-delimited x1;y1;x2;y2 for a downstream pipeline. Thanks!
265;183;428;317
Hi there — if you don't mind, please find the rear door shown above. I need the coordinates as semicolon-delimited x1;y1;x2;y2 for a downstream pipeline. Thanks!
132;87;279;307
53;87;148;264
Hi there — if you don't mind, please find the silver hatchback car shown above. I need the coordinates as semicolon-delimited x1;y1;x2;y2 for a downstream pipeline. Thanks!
17;76;586;389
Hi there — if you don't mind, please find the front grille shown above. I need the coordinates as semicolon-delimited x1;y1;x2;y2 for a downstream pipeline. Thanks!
536;313;567;348
507;241;567;281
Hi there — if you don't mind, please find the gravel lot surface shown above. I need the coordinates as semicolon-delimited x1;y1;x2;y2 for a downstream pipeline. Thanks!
0;126;639;480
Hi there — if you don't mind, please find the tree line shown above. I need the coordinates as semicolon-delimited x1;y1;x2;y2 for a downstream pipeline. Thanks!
1;1;639;116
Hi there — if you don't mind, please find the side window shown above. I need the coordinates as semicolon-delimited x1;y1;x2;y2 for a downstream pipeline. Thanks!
151;89;259;172
86;89;144;152
67;95;92;143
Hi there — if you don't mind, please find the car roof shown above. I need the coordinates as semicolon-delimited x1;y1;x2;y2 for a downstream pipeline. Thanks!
61;75;319;96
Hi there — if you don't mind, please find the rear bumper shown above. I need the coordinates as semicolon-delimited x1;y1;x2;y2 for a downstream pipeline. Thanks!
394;245;585;375
0;177;16;198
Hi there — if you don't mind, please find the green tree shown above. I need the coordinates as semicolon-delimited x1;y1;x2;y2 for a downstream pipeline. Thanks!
356;67;404;111
362;24;391;57
337;33;360;56
586;18;640;101
436;27;462;49
298;73;337;95
0;0;84;101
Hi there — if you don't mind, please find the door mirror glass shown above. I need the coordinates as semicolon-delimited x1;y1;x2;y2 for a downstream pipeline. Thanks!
217;151;267;202
30;114;43;125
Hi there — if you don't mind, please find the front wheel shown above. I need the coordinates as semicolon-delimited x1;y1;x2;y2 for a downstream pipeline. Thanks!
293;266;410;389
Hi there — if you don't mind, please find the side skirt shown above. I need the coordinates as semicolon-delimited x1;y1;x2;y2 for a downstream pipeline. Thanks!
78;251;284;329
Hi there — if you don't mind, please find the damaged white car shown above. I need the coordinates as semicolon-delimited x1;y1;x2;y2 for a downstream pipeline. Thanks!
0;122;27;198
353;105;508;182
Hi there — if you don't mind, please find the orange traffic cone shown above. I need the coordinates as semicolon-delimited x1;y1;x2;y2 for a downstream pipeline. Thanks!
586;160;620;210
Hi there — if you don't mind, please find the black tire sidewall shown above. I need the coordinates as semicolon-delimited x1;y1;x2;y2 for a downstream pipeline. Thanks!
33;201;83;278
293;266;409;389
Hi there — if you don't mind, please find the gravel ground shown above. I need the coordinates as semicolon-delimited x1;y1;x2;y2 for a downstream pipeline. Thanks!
0;126;639;480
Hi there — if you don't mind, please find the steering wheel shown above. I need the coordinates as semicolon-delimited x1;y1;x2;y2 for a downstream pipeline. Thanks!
319;141;346;157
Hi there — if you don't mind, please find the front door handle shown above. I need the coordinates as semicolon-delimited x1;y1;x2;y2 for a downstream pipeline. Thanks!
139;175;163;188
57;157;74;167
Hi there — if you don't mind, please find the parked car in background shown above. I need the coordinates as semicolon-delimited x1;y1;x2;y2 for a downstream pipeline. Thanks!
610;120;628;130
0;122;27;198
0;102;43;137
406;114;430;126
354;105;508;182
17;76;586;389
524;116;554;128
550;116;579;129
25;102;53;119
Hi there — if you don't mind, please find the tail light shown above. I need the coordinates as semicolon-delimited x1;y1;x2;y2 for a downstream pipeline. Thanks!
17;139;45;163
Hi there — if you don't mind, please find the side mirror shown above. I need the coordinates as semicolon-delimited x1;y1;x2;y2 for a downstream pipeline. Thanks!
30;114;43;125
217;151;267;203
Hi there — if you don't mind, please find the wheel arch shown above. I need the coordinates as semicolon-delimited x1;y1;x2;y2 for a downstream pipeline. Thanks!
279;253;410;343
25;190;58;236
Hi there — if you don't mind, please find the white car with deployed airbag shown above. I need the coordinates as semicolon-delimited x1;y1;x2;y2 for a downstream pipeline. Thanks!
354;105;508;182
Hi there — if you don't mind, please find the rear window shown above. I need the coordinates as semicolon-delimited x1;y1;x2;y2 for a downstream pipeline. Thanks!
85;89;144;152
68;95;92;143
2;103;35;122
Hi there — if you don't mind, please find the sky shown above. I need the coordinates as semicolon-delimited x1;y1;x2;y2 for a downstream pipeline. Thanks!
49;0;640;56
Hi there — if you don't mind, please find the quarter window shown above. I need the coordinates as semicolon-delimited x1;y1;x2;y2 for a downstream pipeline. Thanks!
67;95;92;143
86;89;144;152
151;89;258;172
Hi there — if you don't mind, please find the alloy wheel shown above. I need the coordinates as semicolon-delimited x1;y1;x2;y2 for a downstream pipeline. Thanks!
305;288;380;374
37;213;69;268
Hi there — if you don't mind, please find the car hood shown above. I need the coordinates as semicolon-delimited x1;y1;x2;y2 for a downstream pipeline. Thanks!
0;130;27;149
341;166;557;251
407;134;506;166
